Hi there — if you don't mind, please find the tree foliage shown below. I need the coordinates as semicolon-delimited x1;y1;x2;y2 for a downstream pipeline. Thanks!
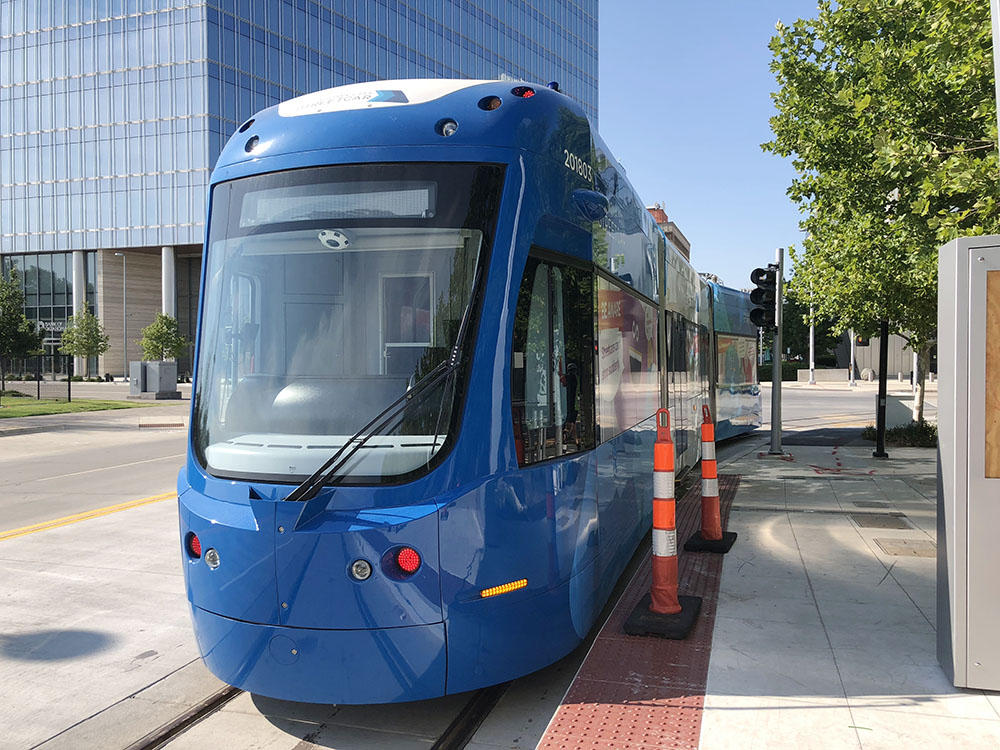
60;304;110;375
764;0;999;350
764;290;841;363
139;313;188;361
0;268;44;390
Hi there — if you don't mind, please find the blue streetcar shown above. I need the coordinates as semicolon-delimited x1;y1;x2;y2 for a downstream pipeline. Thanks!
705;282;762;441
178;79;761;705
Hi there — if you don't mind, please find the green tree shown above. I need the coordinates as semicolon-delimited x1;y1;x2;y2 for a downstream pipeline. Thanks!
139;313;189;361
0;268;44;397
60;304;110;377
764;0;999;421
763;290;841;365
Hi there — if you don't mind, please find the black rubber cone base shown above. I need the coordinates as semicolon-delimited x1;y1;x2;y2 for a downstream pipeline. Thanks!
684;530;738;554
623;594;701;639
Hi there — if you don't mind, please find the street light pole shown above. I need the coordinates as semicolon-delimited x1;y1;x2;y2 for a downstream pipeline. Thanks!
849;328;857;387
808;301;816;385
115;252;127;380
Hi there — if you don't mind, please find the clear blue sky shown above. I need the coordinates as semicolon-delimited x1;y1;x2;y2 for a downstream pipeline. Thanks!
598;1;820;290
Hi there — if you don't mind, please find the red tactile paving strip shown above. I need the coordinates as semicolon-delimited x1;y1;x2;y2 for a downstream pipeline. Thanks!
538;474;740;750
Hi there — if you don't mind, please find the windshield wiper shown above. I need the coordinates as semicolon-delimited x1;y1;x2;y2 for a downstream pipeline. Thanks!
281;359;456;502
283;259;483;503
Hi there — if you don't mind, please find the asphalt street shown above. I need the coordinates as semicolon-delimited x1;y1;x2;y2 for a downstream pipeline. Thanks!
0;403;189;530
763;380;937;430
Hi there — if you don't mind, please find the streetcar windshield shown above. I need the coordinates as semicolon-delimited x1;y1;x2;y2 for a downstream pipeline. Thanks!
193;163;505;483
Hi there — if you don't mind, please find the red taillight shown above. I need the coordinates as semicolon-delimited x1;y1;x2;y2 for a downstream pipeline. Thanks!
396;547;421;575
187;532;202;559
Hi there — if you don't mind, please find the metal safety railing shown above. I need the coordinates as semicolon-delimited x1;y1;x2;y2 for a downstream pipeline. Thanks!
1;355;78;402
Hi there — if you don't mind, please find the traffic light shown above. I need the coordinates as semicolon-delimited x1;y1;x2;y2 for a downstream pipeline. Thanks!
855;335;869;346
749;265;777;328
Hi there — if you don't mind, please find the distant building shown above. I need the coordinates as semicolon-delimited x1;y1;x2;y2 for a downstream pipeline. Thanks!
0;1;598;377
646;203;690;261
837;332;936;379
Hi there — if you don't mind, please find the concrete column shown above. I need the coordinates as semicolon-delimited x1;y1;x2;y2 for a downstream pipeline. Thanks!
161;246;176;318
71;250;86;375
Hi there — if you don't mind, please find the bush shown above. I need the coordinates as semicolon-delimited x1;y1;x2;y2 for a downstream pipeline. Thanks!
861;420;937;447
139;314;188;361
758;362;808;381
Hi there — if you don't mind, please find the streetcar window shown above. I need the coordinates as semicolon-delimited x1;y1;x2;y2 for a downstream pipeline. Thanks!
382;274;433;376
596;276;659;443
193;163;505;485
511;255;595;466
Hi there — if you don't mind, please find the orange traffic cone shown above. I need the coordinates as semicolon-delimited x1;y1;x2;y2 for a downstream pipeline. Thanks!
624;408;701;639
685;405;737;553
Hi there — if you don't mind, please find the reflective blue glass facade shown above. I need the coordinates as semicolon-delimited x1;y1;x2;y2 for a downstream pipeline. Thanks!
1;1;209;253
0;0;598;254
0;0;596;377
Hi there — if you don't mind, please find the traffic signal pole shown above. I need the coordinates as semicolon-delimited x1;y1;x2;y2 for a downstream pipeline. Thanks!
769;248;784;455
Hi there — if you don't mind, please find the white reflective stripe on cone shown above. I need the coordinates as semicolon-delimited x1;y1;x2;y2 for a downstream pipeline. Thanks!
652;528;678;557
702;441;716;460
653;470;675;501
702;477;719;498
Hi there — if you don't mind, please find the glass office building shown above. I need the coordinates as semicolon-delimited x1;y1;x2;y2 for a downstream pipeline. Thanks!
0;0;598;376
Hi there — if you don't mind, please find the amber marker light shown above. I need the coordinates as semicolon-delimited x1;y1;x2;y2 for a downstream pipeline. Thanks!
479;578;528;599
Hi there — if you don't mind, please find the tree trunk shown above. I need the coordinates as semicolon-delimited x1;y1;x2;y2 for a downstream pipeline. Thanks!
914;343;930;423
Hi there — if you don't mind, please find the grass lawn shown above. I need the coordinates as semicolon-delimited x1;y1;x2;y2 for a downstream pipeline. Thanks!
0;395;154;418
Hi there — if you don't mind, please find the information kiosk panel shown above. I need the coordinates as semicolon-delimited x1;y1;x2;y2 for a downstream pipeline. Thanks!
938;235;1000;690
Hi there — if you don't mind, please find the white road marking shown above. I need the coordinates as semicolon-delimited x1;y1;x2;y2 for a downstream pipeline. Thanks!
32;454;186;482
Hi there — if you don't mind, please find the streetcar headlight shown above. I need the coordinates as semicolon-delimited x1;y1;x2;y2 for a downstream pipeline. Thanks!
350;559;372;581
436;118;459;137
204;548;221;570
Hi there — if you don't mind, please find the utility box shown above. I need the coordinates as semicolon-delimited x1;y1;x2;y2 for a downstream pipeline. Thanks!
128;361;181;400
937;234;1000;690
884;394;914;429
129;361;146;396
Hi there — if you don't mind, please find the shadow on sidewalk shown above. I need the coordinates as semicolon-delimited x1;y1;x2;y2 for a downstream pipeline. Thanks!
782;427;872;446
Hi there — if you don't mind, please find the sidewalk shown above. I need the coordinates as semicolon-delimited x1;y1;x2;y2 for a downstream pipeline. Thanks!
539;440;1000;749
0;400;190;437
0;496;219;750
775;380;938;394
